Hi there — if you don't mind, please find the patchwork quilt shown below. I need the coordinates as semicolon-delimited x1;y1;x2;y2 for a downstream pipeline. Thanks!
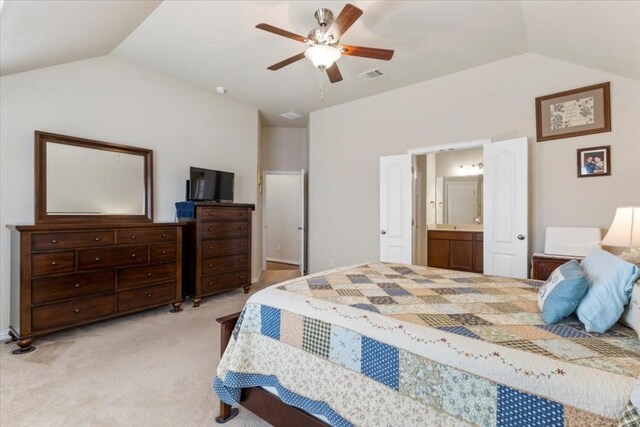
214;263;640;426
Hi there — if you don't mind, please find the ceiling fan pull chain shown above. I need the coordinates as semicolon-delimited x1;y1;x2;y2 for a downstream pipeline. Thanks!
318;71;324;103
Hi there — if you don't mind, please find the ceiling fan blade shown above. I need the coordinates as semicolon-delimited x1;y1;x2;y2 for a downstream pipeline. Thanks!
325;63;343;83
267;52;306;71
341;45;394;61
256;23;307;43
328;3;363;40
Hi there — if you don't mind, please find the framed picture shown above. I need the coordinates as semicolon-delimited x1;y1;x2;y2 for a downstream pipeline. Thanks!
577;145;611;178
536;82;611;142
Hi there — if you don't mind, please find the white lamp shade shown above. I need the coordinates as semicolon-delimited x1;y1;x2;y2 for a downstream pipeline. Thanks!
304;45;341;69
601;207;640;247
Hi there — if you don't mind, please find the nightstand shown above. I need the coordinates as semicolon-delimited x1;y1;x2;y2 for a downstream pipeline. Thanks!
531;252;585;281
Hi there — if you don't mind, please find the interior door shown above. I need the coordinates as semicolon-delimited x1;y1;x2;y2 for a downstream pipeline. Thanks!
483;137;528;278
299;169;307;275
380;154;413;264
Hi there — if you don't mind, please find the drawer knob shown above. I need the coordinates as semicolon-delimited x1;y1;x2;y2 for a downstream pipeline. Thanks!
161;250;167;255
208;227;214;232
239;259;245;264
131;253;137;258
208;212;213;216
146;293;152;298
239;212;243;216
131;235;136;240
73;308;80;313
74;283;80;288
208;264;213;268
146;272;152;277
239;243;244;247
208;246;213;250
95;237;101;241
240;275;245;280
51;239;58;244
162;233;167;238
239;226;244;230
51;261;58;266
208;281;214;286
95;257;101;262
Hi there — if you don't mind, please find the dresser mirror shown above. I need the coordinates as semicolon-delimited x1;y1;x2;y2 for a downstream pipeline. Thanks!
35;131;153;223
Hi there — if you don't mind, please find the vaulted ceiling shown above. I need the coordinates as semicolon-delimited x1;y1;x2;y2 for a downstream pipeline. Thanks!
2;1;638;127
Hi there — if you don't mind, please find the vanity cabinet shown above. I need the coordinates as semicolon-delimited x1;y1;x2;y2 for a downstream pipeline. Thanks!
427;230;483;273
182;202;255;307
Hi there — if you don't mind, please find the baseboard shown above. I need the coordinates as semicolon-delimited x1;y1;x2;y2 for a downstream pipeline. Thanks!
266;257;300;266
0;329;9;341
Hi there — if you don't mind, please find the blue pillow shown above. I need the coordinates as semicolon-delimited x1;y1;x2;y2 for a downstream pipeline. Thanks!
576;249;640;333
537;260;589;324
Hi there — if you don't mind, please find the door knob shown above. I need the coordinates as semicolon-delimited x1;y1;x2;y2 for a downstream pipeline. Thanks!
517;234;526;240
381;230;387;235
297;227;303;230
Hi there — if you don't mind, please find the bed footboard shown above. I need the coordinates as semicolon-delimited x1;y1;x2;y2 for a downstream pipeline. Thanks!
215;312;242;423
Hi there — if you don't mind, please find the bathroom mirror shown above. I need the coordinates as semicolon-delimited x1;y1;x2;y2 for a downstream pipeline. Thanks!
35;131;153;223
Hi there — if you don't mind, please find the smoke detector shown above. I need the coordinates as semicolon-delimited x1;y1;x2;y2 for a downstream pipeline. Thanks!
215;86;227;94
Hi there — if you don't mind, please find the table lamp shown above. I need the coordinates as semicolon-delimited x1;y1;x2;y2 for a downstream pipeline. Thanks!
601;207;640;260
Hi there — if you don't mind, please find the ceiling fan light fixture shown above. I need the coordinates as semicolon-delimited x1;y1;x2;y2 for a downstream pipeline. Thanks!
304;45;341;70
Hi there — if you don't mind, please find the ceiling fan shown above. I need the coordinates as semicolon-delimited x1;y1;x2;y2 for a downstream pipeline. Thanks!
256;3;394;83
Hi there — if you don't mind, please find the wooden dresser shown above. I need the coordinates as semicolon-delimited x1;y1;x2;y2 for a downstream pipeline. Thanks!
182;202;255;307
8;223;183;354
427;230;483;273
531;252;584;281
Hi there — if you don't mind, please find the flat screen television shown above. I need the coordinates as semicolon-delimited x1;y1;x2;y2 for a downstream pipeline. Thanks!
189;167;234;202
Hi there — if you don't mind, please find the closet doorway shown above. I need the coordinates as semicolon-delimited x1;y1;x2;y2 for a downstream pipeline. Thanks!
262;170;307;276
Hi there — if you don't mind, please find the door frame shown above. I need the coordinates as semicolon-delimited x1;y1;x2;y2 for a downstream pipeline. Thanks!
261;170;304;272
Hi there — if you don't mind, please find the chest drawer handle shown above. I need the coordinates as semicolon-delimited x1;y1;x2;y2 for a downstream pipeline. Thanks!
208;281;214;286
73;308;81;313
208;211;213;216
51;239;58;244
239;243;244;247
51;261;58;266
161;250;167;255
131;235;136;240
146;293;152;298
208;245;213;250
239;259;245;264
95;237;101;241
208;227;214;232
131;253;137;258
238;226;244;231
162;233;167;238
240;275;245;280
146;272;152;277
74;283;80;288
95;257;101;262
208;264;213;268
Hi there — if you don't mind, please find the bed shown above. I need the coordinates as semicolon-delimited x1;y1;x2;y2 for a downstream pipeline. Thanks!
214;262;640;426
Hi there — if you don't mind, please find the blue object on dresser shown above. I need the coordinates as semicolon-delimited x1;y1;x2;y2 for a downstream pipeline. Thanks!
576;249;640;333
175;201;195;220
537;259;589;324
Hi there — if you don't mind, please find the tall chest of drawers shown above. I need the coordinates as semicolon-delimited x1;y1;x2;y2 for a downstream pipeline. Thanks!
7;223;183;353
182;202;255;307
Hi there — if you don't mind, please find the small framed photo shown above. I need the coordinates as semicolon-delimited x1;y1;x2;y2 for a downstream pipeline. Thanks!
577;145;611;178
536;82;611;142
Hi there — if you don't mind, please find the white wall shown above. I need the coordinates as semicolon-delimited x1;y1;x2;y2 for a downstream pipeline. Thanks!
265;174;301;265
309;53;640;273
436;147;484;177
0;55;260;333
261;127;307;171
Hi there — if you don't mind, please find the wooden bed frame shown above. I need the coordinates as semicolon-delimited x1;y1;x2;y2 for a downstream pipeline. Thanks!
215;312;330;427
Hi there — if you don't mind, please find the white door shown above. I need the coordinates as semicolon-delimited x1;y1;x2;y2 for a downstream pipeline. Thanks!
445;181;477;224
483;137;528;278
380;154;413;264
299;169;307;275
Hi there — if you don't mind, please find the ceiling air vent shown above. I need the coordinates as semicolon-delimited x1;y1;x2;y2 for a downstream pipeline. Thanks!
279;111;304;120
359;68;385;80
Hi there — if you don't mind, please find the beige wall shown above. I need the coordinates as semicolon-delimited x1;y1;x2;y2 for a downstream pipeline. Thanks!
261;127;307;172
0;55;260;333
308;53;640;273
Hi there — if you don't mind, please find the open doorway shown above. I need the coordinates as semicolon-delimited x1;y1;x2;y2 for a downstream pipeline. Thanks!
262;171;306;276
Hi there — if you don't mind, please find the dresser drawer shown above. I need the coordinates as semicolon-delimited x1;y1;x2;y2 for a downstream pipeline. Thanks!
202;270;249;294
32;252;75;276
32;271;115;304
78;245;148;270
117;263;177;289
202;238;249;258
32;231;114;251
201;222;248;239
150;243;176;263
116;228;176;245
117;282;175;312
32;294;115;331
533;259;565;281
199;207;249;222
201;254;248;276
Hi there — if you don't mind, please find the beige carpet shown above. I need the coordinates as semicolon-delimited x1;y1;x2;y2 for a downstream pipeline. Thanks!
0;271;300;427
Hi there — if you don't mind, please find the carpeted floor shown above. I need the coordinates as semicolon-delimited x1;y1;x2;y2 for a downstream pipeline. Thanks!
0;270;300;427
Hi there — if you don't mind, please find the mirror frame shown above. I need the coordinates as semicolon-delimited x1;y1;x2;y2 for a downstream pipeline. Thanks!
35;131;153;224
